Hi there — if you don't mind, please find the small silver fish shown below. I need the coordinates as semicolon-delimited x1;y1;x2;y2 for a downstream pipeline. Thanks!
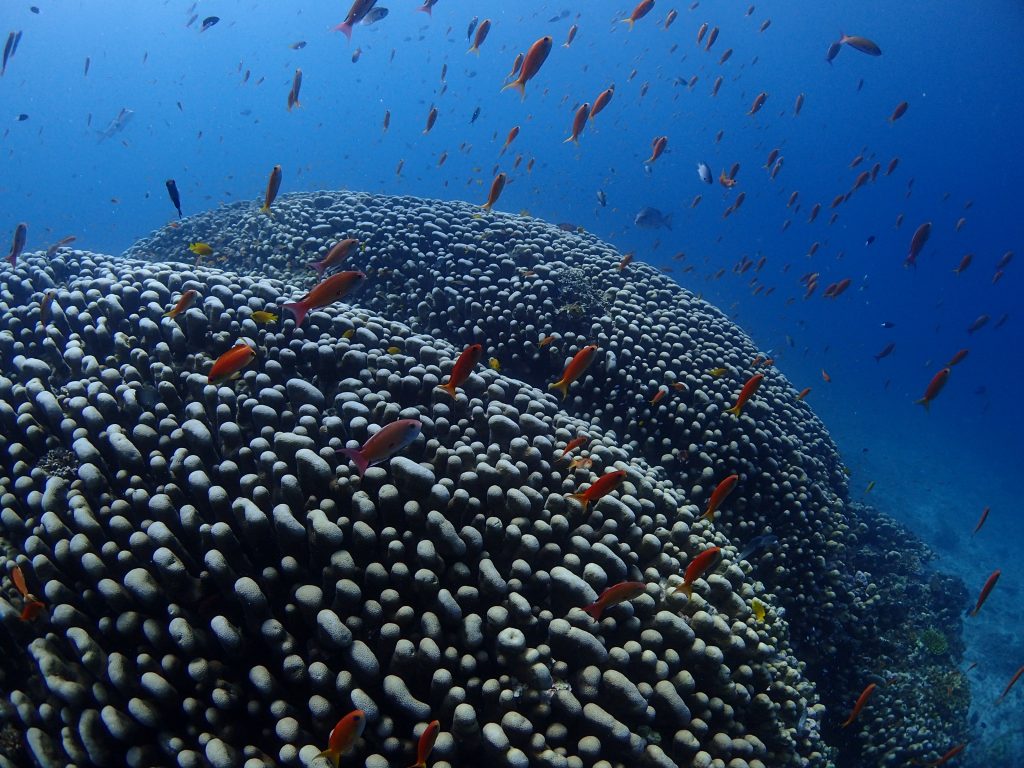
697;162;712;184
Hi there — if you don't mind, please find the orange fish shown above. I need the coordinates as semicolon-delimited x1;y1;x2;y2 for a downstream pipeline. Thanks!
284;271;366;326
482;172;507;211
208;344;256;385
915;367;950;410
664;9;678;28
262;164;283;212
337;419;422;478
726;373;765;416
624;0;655;29
947;349;969;367
567;469;627;513
841;683;877;727
971;507;990;535
568;456;594;471
549;344;598;399
796;387;812;401
702;474;738;521
538;334;556;348
563;23;578;48
582;581;646;619
507;52;524;80
996;665;1024;704
618;252;634;271
888;100;909;123
719;170;736;188
164;289;198;318
821;369;832;383
437;344;483;397
407;720;440;768
39;290;57;328
649;386;667;405
10;565;46;622
467;19;491;54
969;570;1000;617
501;36;552;100
920;742;966;766
557;434;588;460
674;546;722;598
310;238;359;280
423;105;438;134
646;135;668;165
318;710;366;768
564;102;589;145
500;125;520;155
589;86;615;121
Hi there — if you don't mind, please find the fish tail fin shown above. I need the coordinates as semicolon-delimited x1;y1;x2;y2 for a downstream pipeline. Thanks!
563;135;578;145
317;749;341;768
283;301;308;326
467;45;479;55
435;381;458;398
337;447;369;478
501;79;526;100
407;762;427;768
701;506;715;521
481;201;493;211
334;22;353;40
566;492;590;514
914;397;930;411
308;260;325;279
725;404;741;416
581;602;603;620
624;18;635;30
674;583;693;599
548;380;569;399
418;4;433;16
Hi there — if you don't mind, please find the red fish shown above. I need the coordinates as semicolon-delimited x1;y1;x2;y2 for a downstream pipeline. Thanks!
318;710;366;767
589;86;615;121
726;373;765;416
969;569;1000;617
796;387;811;401
39;290;57;328
6;222;27;267
557;434;588;460
418;0;439;15
500;125;520;155
915;367;950;410
971;506;989;536
873;342;895;362
947;349;969;367
334;1;377;40
501;36;552;100
284;271;366;326
703;474;738;521
550;344;598;399
262;164;283;213
841;683;877;727
10;565;45;622
921;743;966;766
467;19;491;54
888;101;908;123
338;419;422;478
423;105;438;134
481;172;507;211
582;581;646;619
996;665;1024;704
953;253;973;275
675;546;722;598
564;102;589;145
436;344;483;397
747;92;767;115
646;135;668;164
310;239;359;280
568;469;627;513
905;221;932;267
624;0;655;29
664;10;678;28
208;344;256;385
649;386;667;405
163;289;198;318
407;720;440;768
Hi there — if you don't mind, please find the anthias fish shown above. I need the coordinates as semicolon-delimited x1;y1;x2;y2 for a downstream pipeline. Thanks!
550;345;598;399
283;271;366;326
582;581;646;619
436;344;483;397
207;344;256;385
337;418;422;477
318;710;366;767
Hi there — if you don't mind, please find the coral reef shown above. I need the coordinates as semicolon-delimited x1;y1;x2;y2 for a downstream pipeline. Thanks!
0;192;968;767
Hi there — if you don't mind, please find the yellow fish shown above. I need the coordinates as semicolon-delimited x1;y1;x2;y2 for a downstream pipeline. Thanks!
387;346;401;354
751;597;766;622
866;480;876;493
708;367;728;377
189;242;213;257
488;357;501;371
251;310;278;324
342;329;355;339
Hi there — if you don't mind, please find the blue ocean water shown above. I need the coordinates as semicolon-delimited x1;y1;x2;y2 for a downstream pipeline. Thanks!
2;0;1022;764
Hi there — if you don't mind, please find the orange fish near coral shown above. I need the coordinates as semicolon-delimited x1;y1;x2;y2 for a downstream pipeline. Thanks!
726;373;764;416
262;164;283;213
207;344;256;385
841;683;877;727
550;344;598;399
318;710;366;767
284;271;366;326
10;565;45;622
337;419;422;478
482;172;507;211
558;434;588;460
797;387;812;401
310;238;359;280
407;720;440;768
501;36;552;100
915;367;950;410
674;546;722;598
996;665;1024;704
582;581;646;619
163;289;197;318
436;344;483;397
567;469;627;513
703;474;738;521
969;569;1000;617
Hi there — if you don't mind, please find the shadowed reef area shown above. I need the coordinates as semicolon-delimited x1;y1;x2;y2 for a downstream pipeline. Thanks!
0;191;967;768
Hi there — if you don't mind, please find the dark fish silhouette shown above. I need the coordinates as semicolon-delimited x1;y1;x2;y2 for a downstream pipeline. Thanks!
165;180;182;218
200;16;220;32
